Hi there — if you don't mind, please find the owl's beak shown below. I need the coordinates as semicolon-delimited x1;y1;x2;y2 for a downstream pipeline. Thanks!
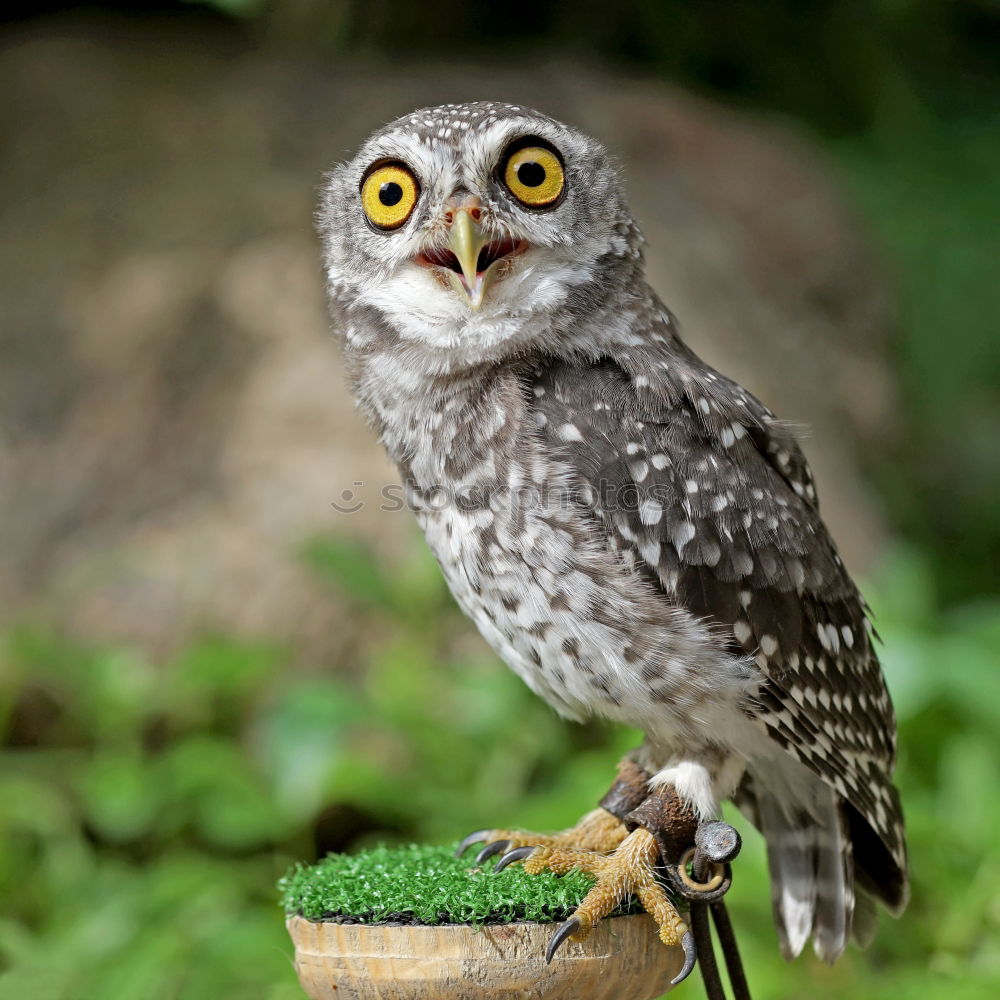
446;209;493;310
417;207;525;309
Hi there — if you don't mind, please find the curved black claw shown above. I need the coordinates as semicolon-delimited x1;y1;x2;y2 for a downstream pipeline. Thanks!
670;929;698;985
455;830;490;858
545;916;582;964
494;846;537;873
695;821;742;865
475;840;510;865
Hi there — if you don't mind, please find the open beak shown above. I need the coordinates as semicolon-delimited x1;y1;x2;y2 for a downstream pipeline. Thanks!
417;209;524;310
446;210;493;310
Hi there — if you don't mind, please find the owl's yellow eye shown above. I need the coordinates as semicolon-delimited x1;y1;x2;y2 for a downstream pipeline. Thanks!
361;163;419;230
502;145;565;208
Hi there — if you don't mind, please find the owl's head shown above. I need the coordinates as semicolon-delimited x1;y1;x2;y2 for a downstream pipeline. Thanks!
319;102;641;372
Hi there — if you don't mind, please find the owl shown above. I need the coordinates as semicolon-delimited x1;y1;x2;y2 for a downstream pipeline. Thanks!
318;102;907;976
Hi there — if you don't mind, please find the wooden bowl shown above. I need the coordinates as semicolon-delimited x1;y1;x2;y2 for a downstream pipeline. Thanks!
287;913;681;1000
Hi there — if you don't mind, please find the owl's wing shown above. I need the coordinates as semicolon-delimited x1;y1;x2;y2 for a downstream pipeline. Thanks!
531;355;906;911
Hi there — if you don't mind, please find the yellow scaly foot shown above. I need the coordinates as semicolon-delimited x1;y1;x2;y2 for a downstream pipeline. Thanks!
495;826;696;984
454;807;628;864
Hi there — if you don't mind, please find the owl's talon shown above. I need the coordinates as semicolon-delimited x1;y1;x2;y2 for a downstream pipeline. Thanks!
475;840;510;864
494;846;538;872
545;916;582;964
671;929;698;985
455;830;490;857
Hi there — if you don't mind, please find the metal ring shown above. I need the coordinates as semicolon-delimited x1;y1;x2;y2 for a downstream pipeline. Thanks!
667;847;733;902
678;847;725;892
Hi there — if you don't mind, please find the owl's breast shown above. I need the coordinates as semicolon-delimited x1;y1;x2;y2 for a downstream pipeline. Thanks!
413;474;613;723
376;366;752;746
409;444;745;748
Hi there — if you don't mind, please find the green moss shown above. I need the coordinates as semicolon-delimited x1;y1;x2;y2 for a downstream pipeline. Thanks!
279;842;638;925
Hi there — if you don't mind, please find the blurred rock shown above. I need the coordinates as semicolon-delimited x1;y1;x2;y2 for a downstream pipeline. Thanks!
0;16;896;656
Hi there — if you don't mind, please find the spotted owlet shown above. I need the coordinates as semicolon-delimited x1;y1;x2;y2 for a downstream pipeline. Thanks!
318;102;908;971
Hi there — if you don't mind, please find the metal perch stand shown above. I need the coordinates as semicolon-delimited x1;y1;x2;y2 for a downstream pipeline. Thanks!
666;820;751;1000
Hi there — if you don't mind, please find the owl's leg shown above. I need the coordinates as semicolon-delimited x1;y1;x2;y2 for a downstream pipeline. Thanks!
454;806;628;864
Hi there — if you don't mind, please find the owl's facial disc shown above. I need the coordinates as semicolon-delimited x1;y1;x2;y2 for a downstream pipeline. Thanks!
417;207;527;310
323;104;636;360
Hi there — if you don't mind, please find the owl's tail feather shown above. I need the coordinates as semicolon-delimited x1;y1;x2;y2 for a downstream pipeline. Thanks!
755;783;854;963
852;886;880;949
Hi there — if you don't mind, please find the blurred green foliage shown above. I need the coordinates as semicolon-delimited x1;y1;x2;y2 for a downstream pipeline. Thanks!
195;0;996;137
2;537;999;999
835;121;1000;603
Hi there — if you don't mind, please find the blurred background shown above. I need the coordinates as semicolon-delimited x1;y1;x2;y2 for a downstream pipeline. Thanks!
1;1;998;998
